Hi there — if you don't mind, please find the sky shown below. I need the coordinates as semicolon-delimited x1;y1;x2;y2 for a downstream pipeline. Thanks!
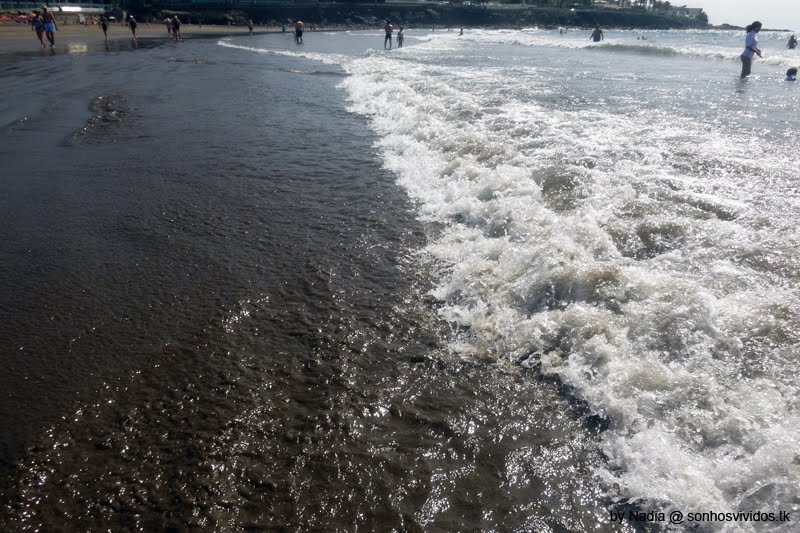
688;1;800;31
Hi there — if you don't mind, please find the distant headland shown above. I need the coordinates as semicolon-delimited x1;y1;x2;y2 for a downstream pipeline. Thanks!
710;23;791;32
64;2;712;30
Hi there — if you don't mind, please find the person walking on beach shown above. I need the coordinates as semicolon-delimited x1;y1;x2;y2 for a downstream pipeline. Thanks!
590;25;603;42
397;26;404;48
164;17;172;36
248;19;254;35
128;15;138;40
172;16;182;41
41;7;57;48
100;15;109;40
740;21;762;79
384;20;393;50
294;20;304;44
788;34;797;50
30;11;45;48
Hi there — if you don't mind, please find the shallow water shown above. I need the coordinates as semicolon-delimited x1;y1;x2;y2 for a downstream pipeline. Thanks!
2;28;799;531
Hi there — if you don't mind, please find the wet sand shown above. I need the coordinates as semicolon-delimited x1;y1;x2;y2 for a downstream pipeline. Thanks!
0;27;624;530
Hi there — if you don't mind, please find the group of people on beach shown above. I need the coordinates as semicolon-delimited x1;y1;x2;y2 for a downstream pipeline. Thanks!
101;14;180;42
28;7;57;48
165;16;182;41
585;19;795;83
27;9;182;46
276;20;319;44
22;11;800;83
104;15;142;41
97;14;139;41
739;20;800;82
383;20;405;50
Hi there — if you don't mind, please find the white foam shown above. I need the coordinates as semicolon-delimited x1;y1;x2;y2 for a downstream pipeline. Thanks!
220;29;800;526
337;30;800;527
217;39;347;65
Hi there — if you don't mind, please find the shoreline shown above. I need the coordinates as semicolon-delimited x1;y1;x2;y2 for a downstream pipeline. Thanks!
0;22;753;53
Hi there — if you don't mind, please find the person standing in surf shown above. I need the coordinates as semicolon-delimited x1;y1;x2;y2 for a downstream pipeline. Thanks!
788;34;797;50
590;25;603;42
397;26;404;48
740;21;762;79
294;20;304;44
384;20;393;50
41;7;57;48
100;15;109;40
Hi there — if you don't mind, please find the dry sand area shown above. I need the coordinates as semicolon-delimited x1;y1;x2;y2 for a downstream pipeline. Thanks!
0;22;280;49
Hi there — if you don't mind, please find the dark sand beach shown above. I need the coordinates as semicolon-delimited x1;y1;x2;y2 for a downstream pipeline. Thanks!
0;28;613;530
10;19;797;533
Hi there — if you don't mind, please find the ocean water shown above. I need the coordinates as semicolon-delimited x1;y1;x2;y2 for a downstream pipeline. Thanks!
2;27;799;531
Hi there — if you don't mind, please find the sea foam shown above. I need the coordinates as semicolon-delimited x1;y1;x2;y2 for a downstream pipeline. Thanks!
337;32;800;530
222;29;800;529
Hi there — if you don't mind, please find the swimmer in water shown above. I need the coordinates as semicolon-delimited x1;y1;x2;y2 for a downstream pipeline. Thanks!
787;68;798;81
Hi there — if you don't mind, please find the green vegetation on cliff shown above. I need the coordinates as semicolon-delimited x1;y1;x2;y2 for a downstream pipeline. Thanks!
144;5;709;30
